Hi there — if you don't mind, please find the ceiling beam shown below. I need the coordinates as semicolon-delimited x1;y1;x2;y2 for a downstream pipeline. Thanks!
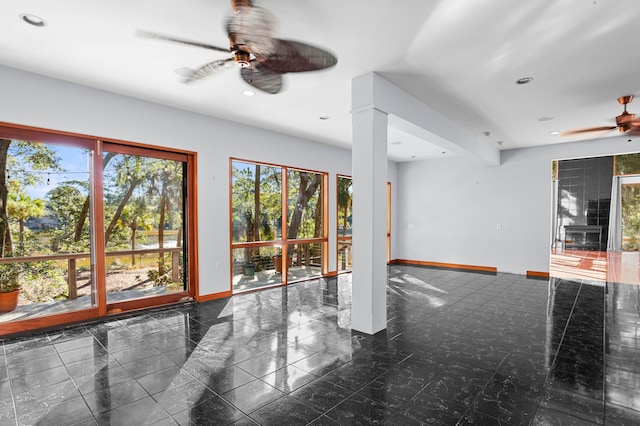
352;72;500;166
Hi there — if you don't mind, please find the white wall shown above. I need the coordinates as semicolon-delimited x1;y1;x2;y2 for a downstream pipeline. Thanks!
396;137;640;275
0;65;398;297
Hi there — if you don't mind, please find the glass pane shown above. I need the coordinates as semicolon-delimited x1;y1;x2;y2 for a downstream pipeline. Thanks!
616;153;640;175
287;170;323;240
622;182;640;250
0;138;95;322
337;239;352;272
232;161;282;243
287;242;323;282
103;152;186;303
232;246;281;292
337;177;352;237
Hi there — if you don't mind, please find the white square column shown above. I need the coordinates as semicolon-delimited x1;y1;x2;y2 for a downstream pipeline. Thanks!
351;105;388;335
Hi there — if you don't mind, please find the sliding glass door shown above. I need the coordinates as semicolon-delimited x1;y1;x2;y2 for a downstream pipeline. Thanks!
0;124;196;334
101;144;188;308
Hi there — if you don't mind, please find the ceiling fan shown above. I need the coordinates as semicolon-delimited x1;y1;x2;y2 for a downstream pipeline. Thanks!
138;0;337;94
561;95;640;137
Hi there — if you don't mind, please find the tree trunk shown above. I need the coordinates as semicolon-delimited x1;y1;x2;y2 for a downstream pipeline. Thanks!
314;195;322;238
74;197;90;242
158;189;166;275
74;152;117;243
18;218;24;255
251;165;261;260
104;177;141;244
254;165;261;242
0;140;13;257
131;222;137;266
287;173;321;240
342;205;349;236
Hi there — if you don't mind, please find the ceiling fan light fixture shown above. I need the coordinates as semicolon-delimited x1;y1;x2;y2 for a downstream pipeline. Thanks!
515;77;534;85
234;51;251;67
20;13;46;27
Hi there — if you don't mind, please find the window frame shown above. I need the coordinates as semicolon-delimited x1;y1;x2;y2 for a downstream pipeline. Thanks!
229;158;328;292
0;122;198;336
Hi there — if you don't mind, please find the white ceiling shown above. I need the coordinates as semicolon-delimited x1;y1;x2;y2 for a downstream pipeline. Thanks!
2;0;640;162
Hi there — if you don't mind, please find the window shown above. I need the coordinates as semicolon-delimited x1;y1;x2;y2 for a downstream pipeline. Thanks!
615;153;640;176
337;176;352;272
230;159;327;292
0;124;196;334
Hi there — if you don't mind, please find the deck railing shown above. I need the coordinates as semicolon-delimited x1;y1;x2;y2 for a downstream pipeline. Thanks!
0;247;182;300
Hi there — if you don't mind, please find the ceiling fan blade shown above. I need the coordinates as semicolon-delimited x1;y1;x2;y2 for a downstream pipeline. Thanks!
183;58;236;83
240;63;283;94
560;126;618;136
137;30;230;53
226;6;277;56
257;39;338;73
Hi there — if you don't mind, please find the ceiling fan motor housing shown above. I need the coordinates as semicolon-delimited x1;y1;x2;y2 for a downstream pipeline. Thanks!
616;96;636;132
234;50;251;67
616;111;636;132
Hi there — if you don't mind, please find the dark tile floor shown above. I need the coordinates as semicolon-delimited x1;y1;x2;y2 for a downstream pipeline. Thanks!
1;265;640;425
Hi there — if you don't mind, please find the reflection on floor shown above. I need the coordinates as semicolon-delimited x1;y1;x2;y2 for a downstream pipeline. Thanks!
0;265;639;424
233;266;322;292
550;249;640;285
0;286;170;324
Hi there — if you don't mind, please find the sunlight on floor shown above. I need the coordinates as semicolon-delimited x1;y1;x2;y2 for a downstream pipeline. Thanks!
550;249;640;285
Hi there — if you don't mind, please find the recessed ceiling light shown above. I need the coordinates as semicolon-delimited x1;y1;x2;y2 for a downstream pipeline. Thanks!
538;116;554;122
319;116;330;120
20;14;46;27
441;151;446;154
549;131;561;136
496;141;504;146
242;90;256;97
390;141;402;145
411;155;416;159
515;77;534;85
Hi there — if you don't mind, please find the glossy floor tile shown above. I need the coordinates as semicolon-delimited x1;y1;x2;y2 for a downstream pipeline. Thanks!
1;265;639;425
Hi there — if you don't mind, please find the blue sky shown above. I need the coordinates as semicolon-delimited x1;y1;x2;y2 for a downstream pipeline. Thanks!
18;143;90;200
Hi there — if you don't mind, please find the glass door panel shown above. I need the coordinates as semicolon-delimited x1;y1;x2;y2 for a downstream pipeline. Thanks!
0;137;95;323
102;150;187;304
